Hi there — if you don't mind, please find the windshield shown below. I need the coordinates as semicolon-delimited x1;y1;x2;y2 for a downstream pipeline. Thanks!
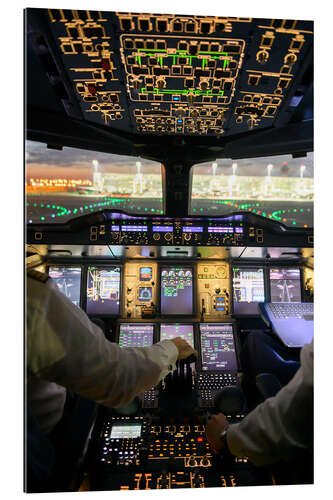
26;141;164;224
190;153;313;228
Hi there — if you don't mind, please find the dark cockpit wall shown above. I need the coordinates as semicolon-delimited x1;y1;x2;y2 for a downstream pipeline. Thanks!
24;5;314;495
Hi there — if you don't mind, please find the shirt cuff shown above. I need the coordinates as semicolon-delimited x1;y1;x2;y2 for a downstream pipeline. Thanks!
156;340;179;380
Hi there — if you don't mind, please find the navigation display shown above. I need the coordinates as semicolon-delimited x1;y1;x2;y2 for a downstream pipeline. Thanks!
140;267;152;281
270;268;302;302
160;266;193;315
48;266;81;307
160;324;194;347
86;266;120;315
139;287;153;302
118;324;154;348
233;267;265;314
110;423;142;439
200;323;237;372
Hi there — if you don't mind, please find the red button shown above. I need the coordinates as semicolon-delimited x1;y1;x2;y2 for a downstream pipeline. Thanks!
102;59;111;70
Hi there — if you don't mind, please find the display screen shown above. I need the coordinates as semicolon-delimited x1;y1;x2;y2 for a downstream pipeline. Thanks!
232;267;265;314
139;287;153;302
270;268;302;302
86;266;120;315
152;225;173;232
160;324;194;347
160;324;195;369
48;266;81;307
121;225;148;232
140;267;152;281
110;423;142;439
182;226;203;233
118;323;154;347
200;323;237;372
160;266;193;315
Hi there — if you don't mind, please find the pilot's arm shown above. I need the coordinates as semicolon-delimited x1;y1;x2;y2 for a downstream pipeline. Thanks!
207;340;313;466
27;274;195;433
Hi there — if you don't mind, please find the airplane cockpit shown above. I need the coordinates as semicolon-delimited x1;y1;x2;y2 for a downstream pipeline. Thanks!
25;7;314;493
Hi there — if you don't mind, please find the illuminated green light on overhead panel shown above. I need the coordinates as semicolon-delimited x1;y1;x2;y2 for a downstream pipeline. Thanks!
141;87;224;97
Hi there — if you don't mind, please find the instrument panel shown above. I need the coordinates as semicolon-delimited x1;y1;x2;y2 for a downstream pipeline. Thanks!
46;259;311;320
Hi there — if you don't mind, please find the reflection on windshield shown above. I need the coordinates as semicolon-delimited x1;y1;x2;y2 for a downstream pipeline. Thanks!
26;141;163;223
190;153;313;228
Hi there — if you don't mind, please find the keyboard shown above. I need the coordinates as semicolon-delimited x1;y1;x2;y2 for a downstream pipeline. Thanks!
197;373;238;408
267;302;314;319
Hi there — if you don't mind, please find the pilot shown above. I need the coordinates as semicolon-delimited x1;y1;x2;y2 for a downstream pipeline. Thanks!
27;268;196;436
206;339;313;467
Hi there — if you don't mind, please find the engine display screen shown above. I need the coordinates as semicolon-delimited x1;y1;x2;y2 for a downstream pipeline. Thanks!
118;323;154;348
140;267;152;281
139;287;153;302
86;266;120;315
270;268;302;302
200;323;237;372
160;266;193;315
232;267;265;314
110;423;142;439
48;266;81;307
160;324;194;347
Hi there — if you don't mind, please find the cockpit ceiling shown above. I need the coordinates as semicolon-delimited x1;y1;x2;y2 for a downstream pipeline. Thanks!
26;9;313;161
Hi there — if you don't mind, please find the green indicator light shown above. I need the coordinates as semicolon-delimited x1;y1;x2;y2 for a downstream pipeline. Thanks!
56;206;60;209
256;203;260;207
41;204;44;207
292;221;296;225
193;208;196;212
151;208;155;212
262;212;266;217
300;209;304;212
144;207;147;211
41;216;45;221
47;204;50;208
33;203;37;207
85;206;88;209
52;205;55;209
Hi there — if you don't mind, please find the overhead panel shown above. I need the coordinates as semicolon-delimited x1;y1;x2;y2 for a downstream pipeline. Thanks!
45;10;313;137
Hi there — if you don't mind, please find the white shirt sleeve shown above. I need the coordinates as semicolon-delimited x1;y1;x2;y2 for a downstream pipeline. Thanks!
27;277;179;410
226;340;313;466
